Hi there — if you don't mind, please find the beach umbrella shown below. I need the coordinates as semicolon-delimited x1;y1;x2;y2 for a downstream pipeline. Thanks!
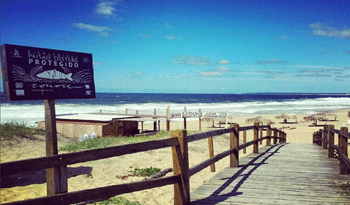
314;112;337;121
275;114;297;123
304;114;317;122
245;116;274;125
304;114;321;125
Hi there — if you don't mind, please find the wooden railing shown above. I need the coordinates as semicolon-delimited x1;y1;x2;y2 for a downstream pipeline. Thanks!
1;122;286;205
313;125;350;175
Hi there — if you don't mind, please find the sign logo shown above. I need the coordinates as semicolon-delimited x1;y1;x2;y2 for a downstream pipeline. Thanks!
12;49;22;58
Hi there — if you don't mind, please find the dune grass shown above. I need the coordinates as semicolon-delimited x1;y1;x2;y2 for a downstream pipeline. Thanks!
128;167;162;177
93;196;141;205
0;122;44;141
59;131;171;153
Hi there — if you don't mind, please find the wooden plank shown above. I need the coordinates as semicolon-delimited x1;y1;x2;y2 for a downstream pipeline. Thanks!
191;143;350;204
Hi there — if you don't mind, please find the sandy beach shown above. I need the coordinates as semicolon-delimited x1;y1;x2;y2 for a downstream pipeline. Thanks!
1;109;349;204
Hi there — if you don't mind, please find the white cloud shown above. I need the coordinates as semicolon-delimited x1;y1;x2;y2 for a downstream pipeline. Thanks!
132;71;143;75
256;59;288;64
165;35;182;40
165;35;176;40
278;36;288;40
95;1;121;16
139;33;152;39
173;55;211;66
200;71;222;76
218;67;228;71
290;65;341;69
218;59;229;64
73;23;113;37
311;23;350;39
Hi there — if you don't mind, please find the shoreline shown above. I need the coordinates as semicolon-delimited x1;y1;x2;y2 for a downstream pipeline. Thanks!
1;109;349;204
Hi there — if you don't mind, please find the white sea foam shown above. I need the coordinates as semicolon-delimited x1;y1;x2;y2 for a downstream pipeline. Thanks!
1;97;349;127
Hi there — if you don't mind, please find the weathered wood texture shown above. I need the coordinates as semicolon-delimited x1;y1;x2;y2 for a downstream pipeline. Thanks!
191;143;350;204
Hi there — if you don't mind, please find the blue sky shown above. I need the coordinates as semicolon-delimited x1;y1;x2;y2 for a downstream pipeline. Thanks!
1;0;350;94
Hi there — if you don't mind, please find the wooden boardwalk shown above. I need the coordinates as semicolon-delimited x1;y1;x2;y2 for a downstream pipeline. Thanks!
191;143;350;204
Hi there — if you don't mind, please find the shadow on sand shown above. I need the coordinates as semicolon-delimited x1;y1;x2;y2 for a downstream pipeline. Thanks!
1;166;93;188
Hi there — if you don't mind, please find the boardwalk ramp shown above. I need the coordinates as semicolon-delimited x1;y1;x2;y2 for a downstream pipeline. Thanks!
191;143;350;204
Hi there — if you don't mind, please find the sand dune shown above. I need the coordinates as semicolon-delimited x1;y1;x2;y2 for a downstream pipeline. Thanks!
1;109;349;204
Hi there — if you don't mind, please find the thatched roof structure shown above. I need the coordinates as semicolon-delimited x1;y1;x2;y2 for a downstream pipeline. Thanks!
245;116;274;125
275;114;297;123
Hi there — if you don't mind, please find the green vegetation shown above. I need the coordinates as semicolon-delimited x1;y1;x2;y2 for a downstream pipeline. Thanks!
93;196;141;205
59;131;170;152
128;167;161;177
59;137;119;152
0;122;44;140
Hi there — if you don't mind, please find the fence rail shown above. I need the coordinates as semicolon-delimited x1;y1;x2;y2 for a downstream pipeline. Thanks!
1;122;286;205
313;125;350;175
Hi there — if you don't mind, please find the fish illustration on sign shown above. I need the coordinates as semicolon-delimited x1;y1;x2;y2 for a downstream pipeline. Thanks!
36;69;73;81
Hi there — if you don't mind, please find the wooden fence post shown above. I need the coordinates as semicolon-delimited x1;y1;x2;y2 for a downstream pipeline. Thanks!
323;126;328;149
166;106;170;131
199;108;202;131
183;107;187;130
284;132;287;143
259;128;263;145
339;127;349;175
208;136;215;172
318;129;322;146
327;125;335;158
45;99;67;197
230;123;239;167
313;132;316;144
243;130;247;154
273;129;277;144
266;123;271;146
153;109;157;132
278;130;282;144
171;130;190;204
253;122;259;153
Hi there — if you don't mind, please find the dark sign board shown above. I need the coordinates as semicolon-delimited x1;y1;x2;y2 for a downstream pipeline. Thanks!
1;44;96;100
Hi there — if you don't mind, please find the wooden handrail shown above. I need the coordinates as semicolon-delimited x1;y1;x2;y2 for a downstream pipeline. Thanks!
6;175;180;205
313;125;350;175
330;144;350;169
2;123;286;205
1;137;179;177
187;128;233;142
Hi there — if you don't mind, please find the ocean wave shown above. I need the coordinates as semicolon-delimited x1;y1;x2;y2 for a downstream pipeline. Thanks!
1;95;349;127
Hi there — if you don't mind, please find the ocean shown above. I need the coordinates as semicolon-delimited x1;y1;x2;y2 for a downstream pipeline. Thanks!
1;93;350;127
